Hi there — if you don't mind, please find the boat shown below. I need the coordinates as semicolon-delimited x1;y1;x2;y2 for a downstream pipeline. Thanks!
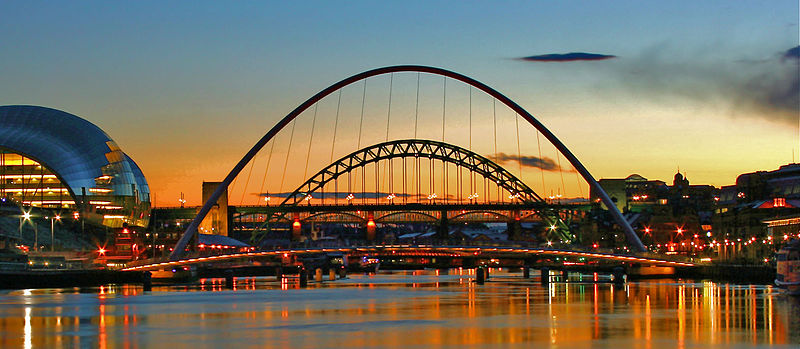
150;265;198;283
775;239;800;296
354;256;380;273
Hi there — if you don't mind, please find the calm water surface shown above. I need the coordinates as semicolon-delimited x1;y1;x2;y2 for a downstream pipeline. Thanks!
0;269;797;348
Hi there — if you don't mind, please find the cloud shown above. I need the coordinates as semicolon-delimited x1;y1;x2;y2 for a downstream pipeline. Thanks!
490;152;566;171
601;44;799;125
783;46;800;61
519;52;617;62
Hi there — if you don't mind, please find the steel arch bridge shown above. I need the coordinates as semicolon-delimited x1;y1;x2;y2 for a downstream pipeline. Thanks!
170;65;645;261
282;139;542;206
242;138;574;244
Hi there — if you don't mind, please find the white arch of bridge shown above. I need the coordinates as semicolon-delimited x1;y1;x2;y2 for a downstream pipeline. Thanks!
170;66;645;260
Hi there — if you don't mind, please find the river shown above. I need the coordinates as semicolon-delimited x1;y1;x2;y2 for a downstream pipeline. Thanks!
0;269;797;348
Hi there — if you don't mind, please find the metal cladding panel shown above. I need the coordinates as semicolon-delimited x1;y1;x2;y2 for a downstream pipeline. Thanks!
0;105;151;227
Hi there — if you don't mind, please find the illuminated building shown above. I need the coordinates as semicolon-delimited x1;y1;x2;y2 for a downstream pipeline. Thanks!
591;174;667;213
591;172;717;250
713;163;800;260
0;105;150;228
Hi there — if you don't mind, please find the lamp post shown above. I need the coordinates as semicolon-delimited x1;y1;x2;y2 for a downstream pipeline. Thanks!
49;214;61;252
20;209;32;247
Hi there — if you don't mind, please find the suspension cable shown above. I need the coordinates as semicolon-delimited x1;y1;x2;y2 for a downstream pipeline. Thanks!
414;72;420;139
239;153;256;205
355;79;367;204
469;87;475;198
536;131;546;198
515;113;522;179
492;99;498;203
330;90;342;164
303;102;318;182
257;139;276;206
278;119;297;200
442;77;446;143
556;150;566;201
386;73;393;142
383;74;394;197
358;79;366;149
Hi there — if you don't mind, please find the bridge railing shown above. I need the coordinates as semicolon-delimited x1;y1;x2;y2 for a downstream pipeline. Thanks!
125;240;696;269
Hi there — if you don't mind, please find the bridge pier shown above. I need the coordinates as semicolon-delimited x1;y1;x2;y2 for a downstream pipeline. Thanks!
224;269;234;289
275;266;283;281
540;267;550;285
329;268;336;281
475;267;485;285
142;271;152;291
507;210;521;240
338;266;347;279
299;267;308;288
522;267;530;279
315;268;323;282
612;267;626;285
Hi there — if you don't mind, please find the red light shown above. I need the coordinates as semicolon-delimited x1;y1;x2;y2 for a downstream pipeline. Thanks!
367;219;375;227
97;248;107;256
292;221;300;228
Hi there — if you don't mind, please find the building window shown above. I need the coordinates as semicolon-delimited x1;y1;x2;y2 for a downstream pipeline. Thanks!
774;198;786;207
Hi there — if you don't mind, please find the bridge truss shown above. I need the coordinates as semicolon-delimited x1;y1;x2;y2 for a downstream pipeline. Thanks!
240;139;580;244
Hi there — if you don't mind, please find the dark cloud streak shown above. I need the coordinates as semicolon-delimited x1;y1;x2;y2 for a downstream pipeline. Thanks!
490;152;570;172
783;46;800;61
519;52;616;62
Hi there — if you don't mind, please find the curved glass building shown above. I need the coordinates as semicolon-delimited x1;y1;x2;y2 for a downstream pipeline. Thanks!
0;105;150;228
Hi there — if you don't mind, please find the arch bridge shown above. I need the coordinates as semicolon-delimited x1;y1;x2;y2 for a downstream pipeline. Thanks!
170;65;646;261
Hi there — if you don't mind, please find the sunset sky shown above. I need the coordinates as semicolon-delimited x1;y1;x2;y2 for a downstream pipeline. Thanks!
1;1;798;206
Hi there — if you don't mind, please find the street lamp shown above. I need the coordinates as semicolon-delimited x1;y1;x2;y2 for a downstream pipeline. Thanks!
19;208;32;245
49;214;61;252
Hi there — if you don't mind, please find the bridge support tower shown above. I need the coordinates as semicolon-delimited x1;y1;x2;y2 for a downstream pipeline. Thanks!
366;212;376;241
437;210;449;240
507;210;522;240
292;212;301;241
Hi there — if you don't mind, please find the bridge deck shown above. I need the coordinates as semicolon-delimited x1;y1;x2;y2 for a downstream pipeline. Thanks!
123;245;695;271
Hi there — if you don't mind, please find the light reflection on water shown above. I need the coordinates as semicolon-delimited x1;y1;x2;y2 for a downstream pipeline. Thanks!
0;269;797;348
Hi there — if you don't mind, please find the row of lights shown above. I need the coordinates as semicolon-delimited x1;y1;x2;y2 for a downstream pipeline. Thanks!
256;191;530;204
